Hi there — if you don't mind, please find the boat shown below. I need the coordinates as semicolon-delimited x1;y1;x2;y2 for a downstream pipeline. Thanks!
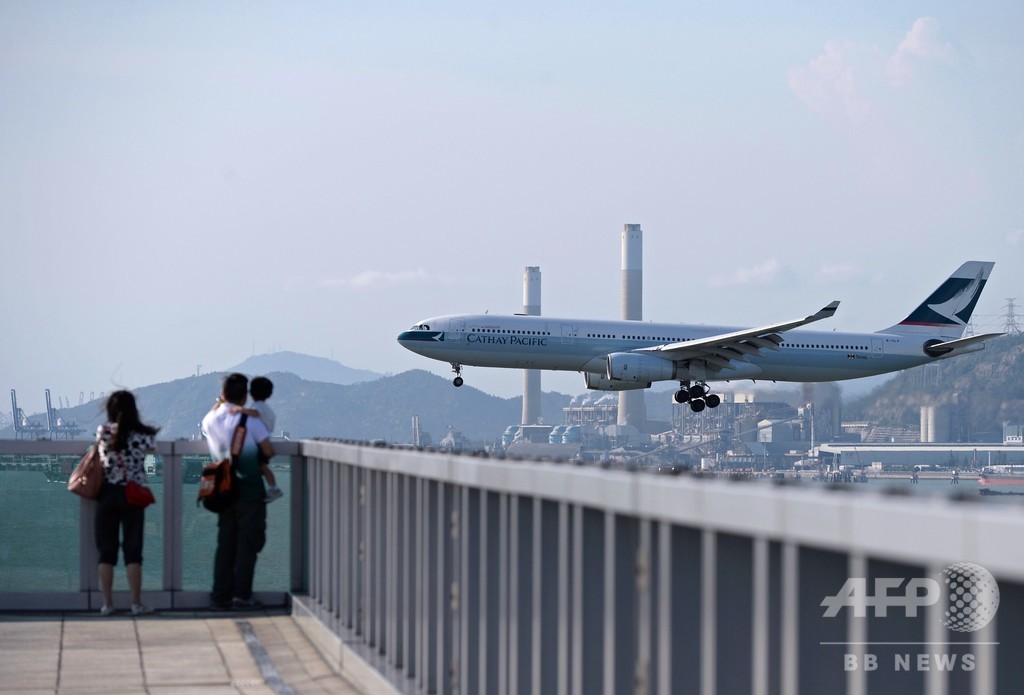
43;460;75;483
978;465;1024;495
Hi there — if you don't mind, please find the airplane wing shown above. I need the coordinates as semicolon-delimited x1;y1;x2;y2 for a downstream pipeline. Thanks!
638;301;840;370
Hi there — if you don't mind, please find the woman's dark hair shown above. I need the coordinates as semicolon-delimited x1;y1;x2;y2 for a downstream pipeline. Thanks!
105;390;159;450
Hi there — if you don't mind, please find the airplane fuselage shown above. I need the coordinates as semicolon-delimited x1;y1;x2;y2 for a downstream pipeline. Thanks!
398;261;998;405
398;313;974;386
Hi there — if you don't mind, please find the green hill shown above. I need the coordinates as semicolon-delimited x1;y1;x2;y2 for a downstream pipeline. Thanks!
845;333;1024;439
2;370;573;445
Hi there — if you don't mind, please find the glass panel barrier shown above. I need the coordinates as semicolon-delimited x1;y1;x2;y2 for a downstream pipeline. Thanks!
0;455;81;591
182;460;290;592
0;444;292;598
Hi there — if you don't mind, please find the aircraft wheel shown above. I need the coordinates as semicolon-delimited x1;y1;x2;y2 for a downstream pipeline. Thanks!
453;377;464;387
673;389;691;404
689;383;707;399
690;399;706;413
706;394;721;408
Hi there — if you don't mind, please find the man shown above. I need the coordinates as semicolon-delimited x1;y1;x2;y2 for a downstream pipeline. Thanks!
201;373;275;610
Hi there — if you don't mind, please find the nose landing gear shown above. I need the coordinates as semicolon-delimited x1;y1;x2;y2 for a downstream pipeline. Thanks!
673;382;721;412
450;363;464;387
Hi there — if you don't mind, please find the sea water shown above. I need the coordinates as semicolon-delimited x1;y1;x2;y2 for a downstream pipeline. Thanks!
0;464;290;593
3;464;1019;595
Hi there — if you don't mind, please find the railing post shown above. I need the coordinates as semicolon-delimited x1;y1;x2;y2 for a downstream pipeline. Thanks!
289;451;306;595
164;442;184;604
78;498;98;599
701;529;717;695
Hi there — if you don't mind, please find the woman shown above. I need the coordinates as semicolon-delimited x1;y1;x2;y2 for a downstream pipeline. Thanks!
94;390;159;616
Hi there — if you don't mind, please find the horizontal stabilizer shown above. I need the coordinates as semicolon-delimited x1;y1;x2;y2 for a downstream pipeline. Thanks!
924;332;1003;357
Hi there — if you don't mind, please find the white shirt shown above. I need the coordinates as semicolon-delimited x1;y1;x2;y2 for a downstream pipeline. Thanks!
251;400;277;435
201;403;271;461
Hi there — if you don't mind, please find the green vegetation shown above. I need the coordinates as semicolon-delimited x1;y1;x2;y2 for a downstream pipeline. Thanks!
845;334;1024;439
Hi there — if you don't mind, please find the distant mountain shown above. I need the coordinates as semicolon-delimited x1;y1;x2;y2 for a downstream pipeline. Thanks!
0;369;573;445
230;351;381;385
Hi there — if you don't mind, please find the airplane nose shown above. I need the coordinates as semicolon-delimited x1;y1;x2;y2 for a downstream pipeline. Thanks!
397;329;444;352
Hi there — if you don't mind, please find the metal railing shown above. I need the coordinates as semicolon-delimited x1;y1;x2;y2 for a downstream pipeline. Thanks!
4;438;1024;694
294;441;1024;695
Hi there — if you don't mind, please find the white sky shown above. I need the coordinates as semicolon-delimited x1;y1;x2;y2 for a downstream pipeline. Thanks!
2;1;1023;415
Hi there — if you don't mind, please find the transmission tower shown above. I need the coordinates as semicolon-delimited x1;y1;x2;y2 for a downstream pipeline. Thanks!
1003;298;1022;335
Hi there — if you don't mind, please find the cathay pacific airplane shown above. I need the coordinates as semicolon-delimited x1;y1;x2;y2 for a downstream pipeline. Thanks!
397;261;1001;412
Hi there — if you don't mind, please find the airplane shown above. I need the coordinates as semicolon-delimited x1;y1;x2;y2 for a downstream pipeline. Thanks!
397;261;1002;412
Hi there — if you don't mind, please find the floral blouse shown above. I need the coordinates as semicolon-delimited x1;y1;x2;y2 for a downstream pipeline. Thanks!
96;424;154;485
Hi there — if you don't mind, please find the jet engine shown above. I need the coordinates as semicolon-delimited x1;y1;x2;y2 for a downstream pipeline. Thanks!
584;373;651;391
605;352;676;383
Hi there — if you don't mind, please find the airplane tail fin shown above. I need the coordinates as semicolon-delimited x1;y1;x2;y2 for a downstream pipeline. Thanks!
880;261;995;337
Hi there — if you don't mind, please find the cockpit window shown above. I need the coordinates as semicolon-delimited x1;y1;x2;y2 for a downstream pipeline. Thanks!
411;323;430;330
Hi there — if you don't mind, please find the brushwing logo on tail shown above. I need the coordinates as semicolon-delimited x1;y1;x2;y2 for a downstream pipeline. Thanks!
900;267;987;328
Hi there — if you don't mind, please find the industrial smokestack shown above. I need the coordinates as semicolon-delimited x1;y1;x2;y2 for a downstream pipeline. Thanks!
618;225;648;428
621;224;642;321
522;266;542;425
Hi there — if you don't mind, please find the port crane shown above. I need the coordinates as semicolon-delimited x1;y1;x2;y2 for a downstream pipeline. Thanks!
9;389;84;439
10;390;45;440
45;389;83;439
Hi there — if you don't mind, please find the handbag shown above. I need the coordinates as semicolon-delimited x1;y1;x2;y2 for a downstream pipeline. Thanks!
126;480;156;508
117;450;156;508
67;445;103;499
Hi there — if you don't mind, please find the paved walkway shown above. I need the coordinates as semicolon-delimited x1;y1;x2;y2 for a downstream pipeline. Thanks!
0;610;366;694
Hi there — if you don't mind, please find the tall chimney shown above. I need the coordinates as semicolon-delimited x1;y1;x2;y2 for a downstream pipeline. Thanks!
618;225;648;428
522;266;542;425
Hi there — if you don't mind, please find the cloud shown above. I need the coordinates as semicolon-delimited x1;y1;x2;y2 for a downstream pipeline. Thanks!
813;262;864;284
283;268;454;291
709;259;781;288
886;17;956;87
787;40;886;128
346;270;431;288
786;17;979;196
317;269;445;289
789;17;960;127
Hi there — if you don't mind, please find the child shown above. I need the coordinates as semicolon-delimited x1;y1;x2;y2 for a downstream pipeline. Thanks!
248;376;283;503
213;376;282;502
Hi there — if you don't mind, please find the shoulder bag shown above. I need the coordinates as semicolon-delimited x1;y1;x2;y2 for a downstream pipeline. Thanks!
67;444;103;499
198;413;248;513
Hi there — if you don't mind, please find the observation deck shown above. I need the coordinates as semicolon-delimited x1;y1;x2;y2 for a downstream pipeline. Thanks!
2;439;1024;694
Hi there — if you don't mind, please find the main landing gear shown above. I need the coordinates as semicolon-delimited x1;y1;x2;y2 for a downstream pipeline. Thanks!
450;363;464;387
673;382;721;412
